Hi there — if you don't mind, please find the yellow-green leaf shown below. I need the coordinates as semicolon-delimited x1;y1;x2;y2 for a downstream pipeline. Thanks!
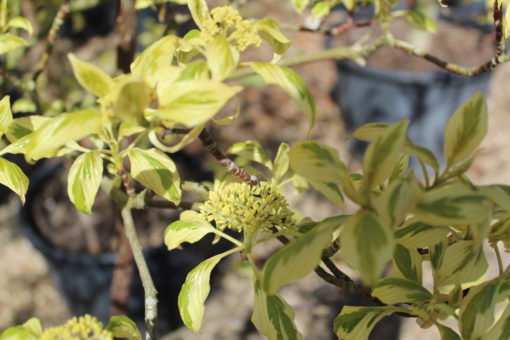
372;277;432;305
131;35;178;85
67;151;103;214
252;280;303;340
0;95;12;137
393;10;437;33
444;91;487;168
7;17;33;35
262;215;346;294
395;221;450;248
392;244;422;282
247;62;315;136
375;177;422;227
334;306;397;340
25;109;103;161
291;0;311;12
205;35;239;81
308;180;344;207
363;119;409;189
178;252;229;332
155;80;241;127
273;143;290;183
482;302;510;340
0;34;27;54
340;211;394;285
68;54;113;97
0;327;37;340
255;18;291;56
227;140;272;170
164;210;214;250
128;148;181;203
0;157;28;203
6;116;48;142
113;80;150;125
187;0;209;29
106;315;141;340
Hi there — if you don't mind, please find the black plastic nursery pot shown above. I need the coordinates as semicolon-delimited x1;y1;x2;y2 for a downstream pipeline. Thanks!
19;161;221;335
333;60;492;158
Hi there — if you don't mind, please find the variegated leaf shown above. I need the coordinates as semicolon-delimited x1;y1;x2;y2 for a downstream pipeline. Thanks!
372;277;432;305
165;210;214;250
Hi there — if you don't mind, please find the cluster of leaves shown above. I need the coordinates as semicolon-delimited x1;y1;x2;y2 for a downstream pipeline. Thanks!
1;0;510;340
166;91;510;340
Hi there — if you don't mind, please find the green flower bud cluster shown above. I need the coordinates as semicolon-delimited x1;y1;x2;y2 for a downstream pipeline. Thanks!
40;315;112;340
202;6;261;51
200;181;294;236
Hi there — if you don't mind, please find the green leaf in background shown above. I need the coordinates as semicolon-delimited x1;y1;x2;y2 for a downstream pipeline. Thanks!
307;179;344;207
340;211;394;285
0;157;28;203
291;0;311;12
393;10;437;33
19;319;42;337
395;221;450;248
67;151;103;214
375;177;422;227
178;252;229;332
262;215;346;294
392;244;422;282
0;95;12;137
106;315;141;340
247;62;315;136
165;210;214;250
433;240;488;287
0;34;27;54
289;141;347;182
362;119;409;190
113;80;151;125
12;98;37;114
351;122;389;141
227;140;273;170
155;80;241;127
205;35;240;81
444;91;487;168
7;16;33;35
255;18;291;56
25;109;103;161
459;279;502;340
273;143;290;183
372;277;432;305
479;185;510;213
252;281;303;340
68;54;113;98
404;142;440;172
0;327;37;340
128;148;181;204
334;306;397;340
416;182;491;227
130;35;178;85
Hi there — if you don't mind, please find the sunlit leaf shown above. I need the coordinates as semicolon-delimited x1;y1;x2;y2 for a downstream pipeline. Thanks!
444;92;487;168
0;96;12;137
165;210;215;250
205;35;239;81
255;18;291;56
187;0;209;28
227;140;272;170
67;151;103;214
106;315;141;340
273;143;290;183
131;35;178;85
372;277;432;305
0;157;28;203
0;34;27;54
7;17;33;35
395;221;450;248
68;54;113;97
393;10;437;33
128;148;181;203
113;80;151;125
334;306;397;340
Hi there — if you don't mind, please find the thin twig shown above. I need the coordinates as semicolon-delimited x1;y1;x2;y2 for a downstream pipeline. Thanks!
32;2;69;81
493;0;505;56
115;0;137;73
121;202;158;340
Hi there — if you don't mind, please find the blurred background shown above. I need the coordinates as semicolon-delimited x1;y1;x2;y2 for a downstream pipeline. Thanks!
1;0;510;339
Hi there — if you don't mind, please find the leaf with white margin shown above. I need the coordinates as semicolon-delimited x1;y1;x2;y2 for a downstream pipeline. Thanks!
482;302;510;340
7;17;33;35
0;96;12;137
106;315;142;340
255;18;291;56
252;280;303;340
395;221;450;248
227;140;272;170
392;244;422;282
130;35;178;86
25;109;103;161
0;34;27;54
334;306;398;340
459;279;505;340
128;148;181;204
0;157;28;203
340;211;394;285
6;116;49;142
68;54;113;97
165;210;215;250
247;62;315;136
205;35;239;81
67;151;103;214
444;91;487;168
372;277;432;305
187;0;209;29
178;251;231;332
155;80;242;127
262;215;347;294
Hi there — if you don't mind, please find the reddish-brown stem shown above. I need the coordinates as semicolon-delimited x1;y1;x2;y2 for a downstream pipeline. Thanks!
116;0;137;73
494;0;504;56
